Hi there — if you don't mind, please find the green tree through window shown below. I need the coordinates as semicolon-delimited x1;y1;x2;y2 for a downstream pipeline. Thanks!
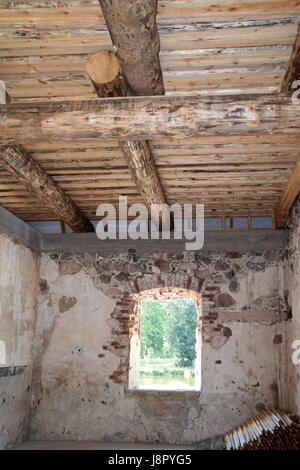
139;298;198;389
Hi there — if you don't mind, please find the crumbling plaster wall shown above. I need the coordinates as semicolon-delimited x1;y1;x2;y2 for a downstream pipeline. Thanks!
0;234;39;449
30;247;288;444
283;196;300;415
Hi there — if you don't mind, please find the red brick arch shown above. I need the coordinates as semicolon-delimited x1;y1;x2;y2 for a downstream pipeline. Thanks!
107;274;203;386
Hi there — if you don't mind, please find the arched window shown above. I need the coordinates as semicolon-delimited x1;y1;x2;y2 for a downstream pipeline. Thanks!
129;287;202;391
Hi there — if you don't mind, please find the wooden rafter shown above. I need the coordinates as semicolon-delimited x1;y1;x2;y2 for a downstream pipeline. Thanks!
0;81;94;232
1;93;300;144
281;24;300;92
0;144;95;232
98;0;164;96
274;155;300;228
87;51;169;227
94;1;168;226
274;25;300;228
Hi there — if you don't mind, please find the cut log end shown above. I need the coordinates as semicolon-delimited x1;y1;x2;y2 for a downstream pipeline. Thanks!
86;50;129;98
86;50;120;85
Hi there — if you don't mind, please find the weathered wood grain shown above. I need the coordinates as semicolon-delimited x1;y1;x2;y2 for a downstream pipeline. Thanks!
0;144;95;232
282;24;300;92
1;93;300;143
274;154;300;228
97;0;164;95
86;51;170;228
0;0;298;222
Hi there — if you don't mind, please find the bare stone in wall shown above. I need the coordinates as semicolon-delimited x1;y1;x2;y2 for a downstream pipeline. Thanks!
154;259;169;273
216;293;235;308
226;270;235;279
59;296;77;313
225;251;242;259
245;261;266;272
194;254;211;266
215;260;230;271
210;273;224;284
100;274;111;284
127;249;140;263
229;280;239;293
115;272;128;282
194;269;209;280
223;327;232;338
59;261;82;276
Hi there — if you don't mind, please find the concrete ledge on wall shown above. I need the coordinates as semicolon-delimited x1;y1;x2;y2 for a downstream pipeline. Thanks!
42;230;287;253
0;206;42;252
0;205;288;254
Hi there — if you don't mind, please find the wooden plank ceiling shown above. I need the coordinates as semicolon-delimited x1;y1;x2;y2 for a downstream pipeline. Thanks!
0;0;300;223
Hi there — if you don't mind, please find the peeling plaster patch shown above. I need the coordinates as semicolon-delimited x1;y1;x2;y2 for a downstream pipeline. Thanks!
59;296;77;313
210;333;230;350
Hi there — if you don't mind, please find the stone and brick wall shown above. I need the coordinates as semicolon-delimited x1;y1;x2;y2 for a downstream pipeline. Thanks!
29;247;287;444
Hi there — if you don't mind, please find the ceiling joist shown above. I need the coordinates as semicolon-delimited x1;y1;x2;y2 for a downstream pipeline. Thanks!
0;93;299;144
275;24;300;227
0;144;94;233
281;24;300;92
87;50;170;227
274;155;300;228
98;0;164;96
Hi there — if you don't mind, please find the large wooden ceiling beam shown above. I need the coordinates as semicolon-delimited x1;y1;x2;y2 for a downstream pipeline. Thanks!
98;0;164;96
274;155;300;228
87;51;169;227
0;143;94;232
1;93;300;143
0;80;93;232
274;26;300;227
281;24;300;92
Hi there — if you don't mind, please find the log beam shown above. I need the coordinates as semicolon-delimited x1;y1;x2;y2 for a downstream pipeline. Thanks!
0;94;300;143
98;0;164;96
87;51;169;226
0;144;95;233
274;154;300;228
281;24;300;92
276;25;300;227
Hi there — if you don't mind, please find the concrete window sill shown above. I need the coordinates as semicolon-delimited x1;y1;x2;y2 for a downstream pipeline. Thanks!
126;389;201;398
